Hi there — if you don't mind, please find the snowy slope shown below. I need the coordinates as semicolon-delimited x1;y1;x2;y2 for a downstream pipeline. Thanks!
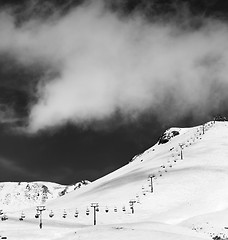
2;121;228;240
45;122;217;214
0;180;90;211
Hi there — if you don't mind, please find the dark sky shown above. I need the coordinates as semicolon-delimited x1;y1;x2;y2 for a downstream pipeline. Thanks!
0;0;227;184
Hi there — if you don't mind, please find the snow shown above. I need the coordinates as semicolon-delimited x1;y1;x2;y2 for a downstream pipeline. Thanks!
1;121;228;239
0;181;90;211
0;221;208;240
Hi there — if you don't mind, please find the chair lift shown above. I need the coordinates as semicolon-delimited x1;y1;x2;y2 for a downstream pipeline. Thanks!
122;206;126;212
1;214;8;221
114;207;117;212
74;209;79;218
63;210;67;218
20;211;25;220
86;208;90;215
105;207;109;213
35;213;39;218
49;210;54;218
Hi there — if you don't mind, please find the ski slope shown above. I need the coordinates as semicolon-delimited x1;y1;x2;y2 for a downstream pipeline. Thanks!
1;121;228;240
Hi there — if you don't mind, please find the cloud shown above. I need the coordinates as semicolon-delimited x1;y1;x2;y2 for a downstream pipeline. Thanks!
0;1;228;132
0;104;19;124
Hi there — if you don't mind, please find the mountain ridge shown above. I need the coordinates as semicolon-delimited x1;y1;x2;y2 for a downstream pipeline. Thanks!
0;180;90;211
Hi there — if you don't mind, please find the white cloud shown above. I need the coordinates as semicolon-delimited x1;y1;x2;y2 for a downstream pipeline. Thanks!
0;1;228;132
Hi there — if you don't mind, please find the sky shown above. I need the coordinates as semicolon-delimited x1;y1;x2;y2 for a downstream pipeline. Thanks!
0;0;228;184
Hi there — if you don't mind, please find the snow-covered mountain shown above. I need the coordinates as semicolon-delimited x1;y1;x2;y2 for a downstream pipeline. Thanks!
2;121;228;240
0;180;90;211
46;122;214;212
